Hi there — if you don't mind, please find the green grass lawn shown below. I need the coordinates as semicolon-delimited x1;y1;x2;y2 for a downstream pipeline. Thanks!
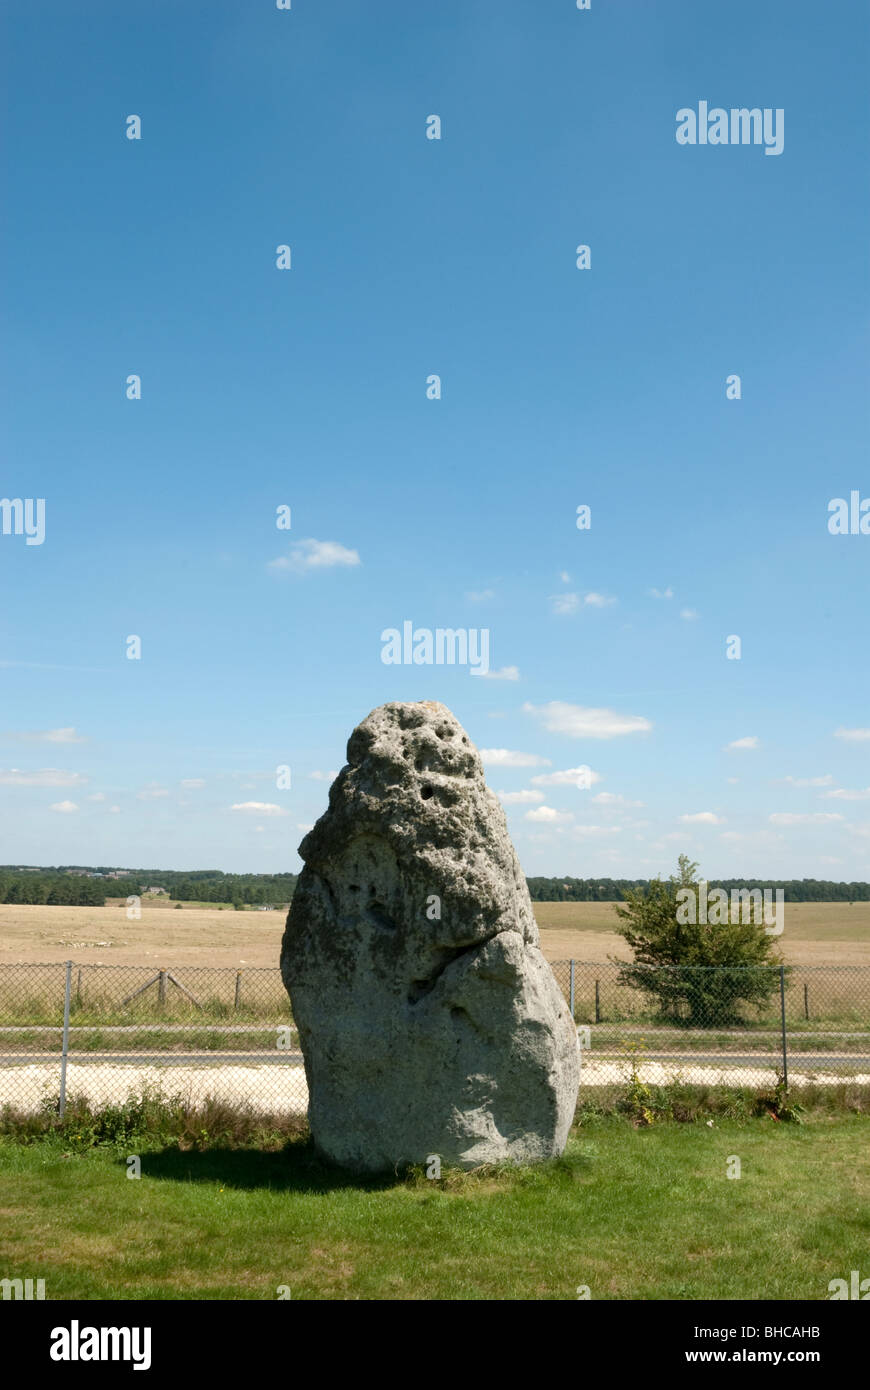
1;1114;867;1300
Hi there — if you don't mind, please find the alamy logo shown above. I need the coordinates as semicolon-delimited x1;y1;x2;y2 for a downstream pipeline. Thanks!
0;497;45;545
0;1276;45;1300
50;1321;152;1371
677;883;784;936
676;103;784;156
828;491;870;535
381;622;490;676
828;1270;870;1300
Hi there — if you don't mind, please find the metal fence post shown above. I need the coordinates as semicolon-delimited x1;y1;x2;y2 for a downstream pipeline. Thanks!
59;960;72;1119
594;977;600;1024
779;965;788;1089
569;960;575;1018
804;982;809;1021
234;971;242;1011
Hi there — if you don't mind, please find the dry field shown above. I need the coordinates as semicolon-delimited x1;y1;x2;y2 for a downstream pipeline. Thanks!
0;898;867;968
0;903;286;969
532;900;870;967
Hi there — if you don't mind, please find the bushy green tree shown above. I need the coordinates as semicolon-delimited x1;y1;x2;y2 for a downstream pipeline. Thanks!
612;855;785;1025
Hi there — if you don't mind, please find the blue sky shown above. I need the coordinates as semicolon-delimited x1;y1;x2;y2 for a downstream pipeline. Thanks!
1;0;868;878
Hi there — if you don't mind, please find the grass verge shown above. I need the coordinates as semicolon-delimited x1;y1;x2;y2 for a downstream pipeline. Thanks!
0;1093;867;1300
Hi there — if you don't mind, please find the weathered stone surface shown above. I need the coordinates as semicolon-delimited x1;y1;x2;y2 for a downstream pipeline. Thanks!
280;700;580;1171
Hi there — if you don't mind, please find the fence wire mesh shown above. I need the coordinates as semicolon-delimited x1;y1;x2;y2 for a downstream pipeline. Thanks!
550;960;870;1090
0;962;304;1119
1;959;867;1120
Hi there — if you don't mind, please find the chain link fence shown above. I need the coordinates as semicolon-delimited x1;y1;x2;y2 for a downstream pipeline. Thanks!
550;960;870;1090
0;962;305;1119
1;960;868;1119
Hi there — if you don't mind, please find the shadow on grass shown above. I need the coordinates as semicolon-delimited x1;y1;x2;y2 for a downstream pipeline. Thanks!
136;1139;419;1194
134;1139;595;1195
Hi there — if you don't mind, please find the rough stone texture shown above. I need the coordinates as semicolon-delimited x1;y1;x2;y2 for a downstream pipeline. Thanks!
280;700;580;1171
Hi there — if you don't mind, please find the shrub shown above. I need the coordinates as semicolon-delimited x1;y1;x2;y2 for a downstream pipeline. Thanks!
612;855;785;1026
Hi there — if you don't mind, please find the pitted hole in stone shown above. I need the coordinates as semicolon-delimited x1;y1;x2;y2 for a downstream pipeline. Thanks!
435;725;454;741
408;940;491;1005
368;899;397;932
420;785;435;800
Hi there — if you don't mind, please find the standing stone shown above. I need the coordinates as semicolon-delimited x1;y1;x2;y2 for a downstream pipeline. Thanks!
280;700;580;1171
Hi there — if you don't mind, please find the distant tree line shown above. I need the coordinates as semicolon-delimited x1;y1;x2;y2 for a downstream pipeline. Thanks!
0;871;108;906
0;867;298;908
3;866;869;908
526;877;649;902
166;874;298;906
526;876;870;903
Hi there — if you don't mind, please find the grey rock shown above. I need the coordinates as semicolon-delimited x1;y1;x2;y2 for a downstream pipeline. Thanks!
280;700;580;1171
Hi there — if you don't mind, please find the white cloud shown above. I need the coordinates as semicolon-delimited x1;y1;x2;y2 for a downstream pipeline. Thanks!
87;793;106;802
834;727;870;742
231;802;290;817
573;825;623;837
726;736;760;750
769;812;845;826
680;812;724;825
297;822;314;831
109;805;121;814
524;701;652;739
559;571;571;584
180;778;205;789
496;789;545;805
720;831;744;841
0;768;87;787
308;770;339;782
531;766;603;788
549;592;615;614
525;806;573;823
680;608;699;620
649;587;674;599
782;774;833;787
466;588;494;602
49;800;79;814
268;539;361;574
6;726;86;743
478;666;520;682
480;749;551;768
136;784;170;800
550;592;580;615
593;792;644;807
823;787;870;801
